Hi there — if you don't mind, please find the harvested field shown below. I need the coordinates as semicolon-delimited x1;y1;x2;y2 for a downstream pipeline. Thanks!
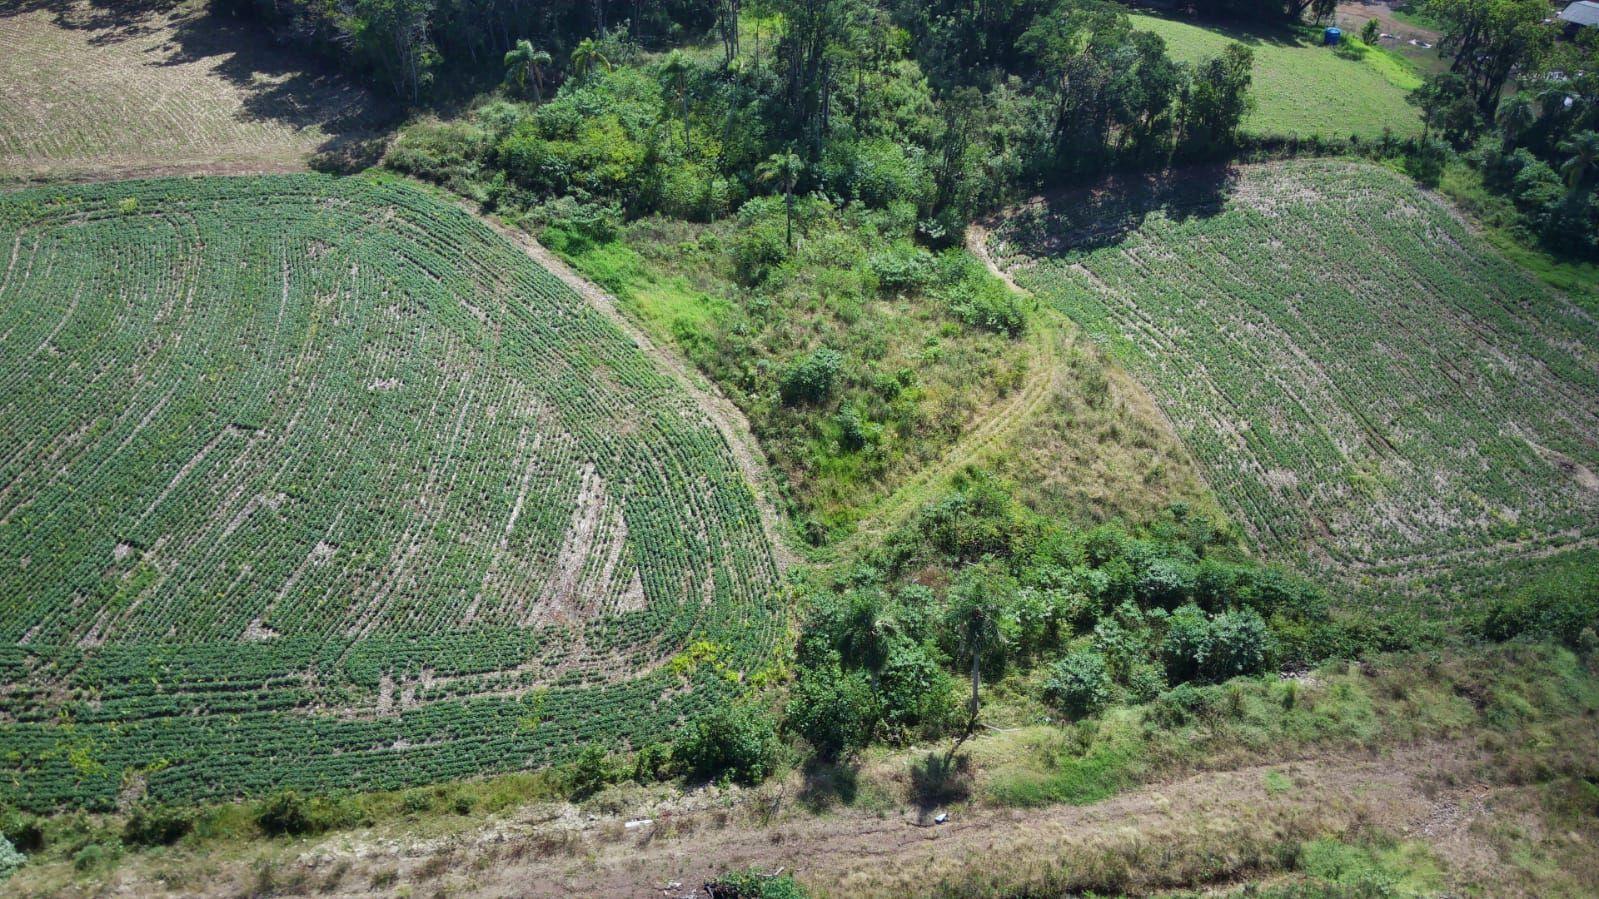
986;160;1599;592
0;1;381;179
0;174;782;810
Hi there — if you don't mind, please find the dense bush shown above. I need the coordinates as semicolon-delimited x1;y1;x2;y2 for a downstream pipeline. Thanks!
0;807;42;853
1480;564;1599;646
256;791;355;838
1163;604;1271;684
1044;650;1111;718
122;805;194;847
672;705;781;785
785;666;881;760
780;348;844;405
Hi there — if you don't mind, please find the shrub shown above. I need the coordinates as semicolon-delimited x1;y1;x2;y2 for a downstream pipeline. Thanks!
565;745;613;800
257;791;314;837
1044;650;1112;718
947;279;1025;337
0;807;43;853
72;843;114;872
780;347;843;405
877;641;958;740
785;666;881;760
1162;603;1212;684
256;790;355;838
0;836;23;882
867;241;935;293
1136;556;1197;608
672;705;780;785
834;406;881;452
707;868;810;899
1206;608;1271;680
123;805;194;847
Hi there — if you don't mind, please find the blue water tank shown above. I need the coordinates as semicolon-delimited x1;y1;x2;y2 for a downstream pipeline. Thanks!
1324;27;1342;45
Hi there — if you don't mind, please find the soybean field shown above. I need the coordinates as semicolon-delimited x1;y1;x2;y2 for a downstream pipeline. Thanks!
987;161;1599;593
0;175;782;810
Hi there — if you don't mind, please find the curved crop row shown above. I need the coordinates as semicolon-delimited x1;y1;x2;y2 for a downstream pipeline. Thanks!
990;160;1599;592
0;175;782;810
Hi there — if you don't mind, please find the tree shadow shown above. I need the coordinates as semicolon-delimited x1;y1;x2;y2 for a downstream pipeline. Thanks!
1151;10;1310;48
908;750;970;824
796;759;858;812
998;164;1238;257
2;1;187;45
5;0;400;171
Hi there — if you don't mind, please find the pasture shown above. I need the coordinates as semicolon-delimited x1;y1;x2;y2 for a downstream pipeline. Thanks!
987;160;1599;593
0;1;376;178
1131;14;1422;140
0;175;782;810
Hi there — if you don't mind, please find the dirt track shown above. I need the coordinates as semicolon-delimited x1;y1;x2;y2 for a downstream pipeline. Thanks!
44;739;1521;898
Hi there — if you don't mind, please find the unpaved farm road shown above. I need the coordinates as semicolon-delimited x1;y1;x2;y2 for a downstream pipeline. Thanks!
56;740;1518;898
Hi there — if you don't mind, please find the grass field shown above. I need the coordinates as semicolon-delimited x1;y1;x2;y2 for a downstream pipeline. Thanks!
987;160;1599;593
1132;14;1422;140
0;174;782;811
0;2;378;178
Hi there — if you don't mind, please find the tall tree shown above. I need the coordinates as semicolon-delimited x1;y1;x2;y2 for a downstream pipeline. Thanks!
659;51;694;151
1424;0;1550;120
503;39;552;100
570;36;612;80
351;0;437;104
1559;131;1599;190
756;149;804;248
717;0;742;68
1181;43;1254;156
945;569;1008;734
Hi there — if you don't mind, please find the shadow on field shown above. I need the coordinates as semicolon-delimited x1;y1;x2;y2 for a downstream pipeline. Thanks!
1;0;184;43
3;0;399;172
999;165;1237;256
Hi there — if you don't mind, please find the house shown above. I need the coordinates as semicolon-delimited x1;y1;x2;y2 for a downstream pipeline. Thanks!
1558;1;1599;36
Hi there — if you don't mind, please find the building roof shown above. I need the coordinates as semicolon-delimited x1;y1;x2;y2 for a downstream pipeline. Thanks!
1559;1;1599;27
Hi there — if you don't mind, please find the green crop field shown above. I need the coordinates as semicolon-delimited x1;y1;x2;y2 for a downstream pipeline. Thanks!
987;160;1599;592
0;175;782;811
1131;15;1422;140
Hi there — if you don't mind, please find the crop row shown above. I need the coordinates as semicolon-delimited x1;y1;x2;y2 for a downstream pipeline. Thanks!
0;175;783;810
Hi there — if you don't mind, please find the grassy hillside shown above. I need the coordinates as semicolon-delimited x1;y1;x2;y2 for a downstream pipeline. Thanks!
553;210;1220;548
0;174;782;810
0;2;377;178
1132;14;1422;140
987;160;1599;593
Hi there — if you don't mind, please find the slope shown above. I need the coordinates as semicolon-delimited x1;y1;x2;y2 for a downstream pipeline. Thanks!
1132;14;1422;140
0;174;782;810
984;160;1599;593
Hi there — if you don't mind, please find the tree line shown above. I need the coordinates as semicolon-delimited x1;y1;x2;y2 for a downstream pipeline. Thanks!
358;0;1257;240
1411;0;1599;258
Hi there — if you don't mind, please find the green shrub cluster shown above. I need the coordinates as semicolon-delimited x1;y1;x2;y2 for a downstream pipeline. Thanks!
671;705;781;786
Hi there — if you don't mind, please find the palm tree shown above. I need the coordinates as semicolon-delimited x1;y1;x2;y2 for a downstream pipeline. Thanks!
659;51;692;152
503;40;552;101
838;590;893;673
946;579;1005;736
571;38;612;82
1558;130;1599;190
1496;95;1534;151
756;149;803;249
